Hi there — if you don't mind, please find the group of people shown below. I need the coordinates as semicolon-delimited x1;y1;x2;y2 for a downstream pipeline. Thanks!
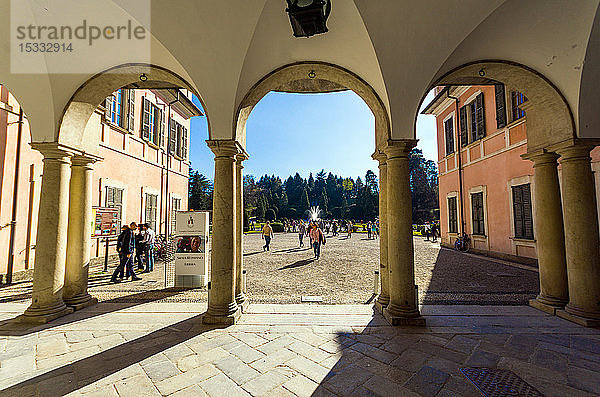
424;222;439;242
110;222;155;283
261;220;327;259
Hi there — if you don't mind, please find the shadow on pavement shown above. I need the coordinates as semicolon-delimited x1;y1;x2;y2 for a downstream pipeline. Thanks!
278;258;314;270
0;314;222;396
0;288;185;337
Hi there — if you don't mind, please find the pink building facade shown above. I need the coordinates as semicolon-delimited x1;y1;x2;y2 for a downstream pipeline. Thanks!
0;85;201;278
423;85;600;263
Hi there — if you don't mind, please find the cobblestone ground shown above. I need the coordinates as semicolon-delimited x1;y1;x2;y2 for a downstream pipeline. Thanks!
0;303;599;397
0;233;539;305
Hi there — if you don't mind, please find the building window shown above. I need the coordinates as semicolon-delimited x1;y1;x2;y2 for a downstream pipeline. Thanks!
511;91;527;122
105;89;124;128
448;197;458;234
142;98;164;146
494;84;507;129
127;89;135;132
171;197;181;231
145;193;158;231
460;92;486;146
105;186;124;226
444;117;454;155
471;192;485;235
169;118;188;159
512;183;534;240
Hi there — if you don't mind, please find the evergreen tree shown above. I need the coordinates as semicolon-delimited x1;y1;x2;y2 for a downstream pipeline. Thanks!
299;187;310;218
188;170;213;211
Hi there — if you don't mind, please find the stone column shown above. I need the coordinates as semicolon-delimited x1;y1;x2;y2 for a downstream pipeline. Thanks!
524;151;568;314
373;151;390;313
383;140;425;326
555;144;600;327
204;140;240;325
63;155;100;310
22;144;74;323
235;152;248;311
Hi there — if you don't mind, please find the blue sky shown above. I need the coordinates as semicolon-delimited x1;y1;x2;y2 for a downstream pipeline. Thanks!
190;90;437;180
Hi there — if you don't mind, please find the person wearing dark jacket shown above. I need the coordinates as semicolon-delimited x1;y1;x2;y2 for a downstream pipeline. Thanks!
111;223;141;283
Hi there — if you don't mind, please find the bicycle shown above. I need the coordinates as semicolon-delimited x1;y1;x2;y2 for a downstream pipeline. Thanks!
454;233;471;252
154;234;175;262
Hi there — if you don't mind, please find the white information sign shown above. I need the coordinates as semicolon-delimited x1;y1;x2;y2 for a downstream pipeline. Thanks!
174;211;209;281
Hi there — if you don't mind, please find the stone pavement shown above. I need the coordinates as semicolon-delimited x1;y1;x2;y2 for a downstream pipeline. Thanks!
0;302;599;396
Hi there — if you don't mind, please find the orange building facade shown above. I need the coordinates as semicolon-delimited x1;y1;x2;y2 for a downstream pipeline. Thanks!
0;85;201;278
423;85;600;263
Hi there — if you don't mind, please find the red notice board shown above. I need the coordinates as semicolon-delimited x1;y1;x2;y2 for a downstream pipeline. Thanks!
92;207;119;237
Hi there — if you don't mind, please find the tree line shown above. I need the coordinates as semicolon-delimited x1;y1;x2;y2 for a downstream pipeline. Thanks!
188;148;439;223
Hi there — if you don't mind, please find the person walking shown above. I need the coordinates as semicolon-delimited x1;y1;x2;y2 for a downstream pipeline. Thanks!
371;222;378;239
111;223;141;283
298;221;306;247
425;223;431;241
431;222;438;242
134;223;146;271
347;221;353;238
367;221;372;239
262;221;274;251
142;223;155;272
309;222;325;259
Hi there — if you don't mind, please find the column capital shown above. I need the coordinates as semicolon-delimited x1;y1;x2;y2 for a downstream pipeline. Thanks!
371;150;387;164
383;139;417;159
71;153;103;167
236;152;249;164
30;142;76;160
206;140;241;158
521;149;560;166
556;144;594;162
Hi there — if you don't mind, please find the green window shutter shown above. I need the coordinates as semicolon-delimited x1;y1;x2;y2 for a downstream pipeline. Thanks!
522;184;534;239
169;119;177;154
494;84;507;129
459;105;468;147
475;93;486;140
512;185;524;238
158;108;165;147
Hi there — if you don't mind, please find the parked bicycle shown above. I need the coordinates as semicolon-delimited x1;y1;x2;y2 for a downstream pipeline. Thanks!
454;233;471;252
154;234;175;262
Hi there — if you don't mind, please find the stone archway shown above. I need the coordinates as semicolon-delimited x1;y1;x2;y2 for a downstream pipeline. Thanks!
58;63;206;155
22;64;205;323
202;62;425;326
420;60;600;326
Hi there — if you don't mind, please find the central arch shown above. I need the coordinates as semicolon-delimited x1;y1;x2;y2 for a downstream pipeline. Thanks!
234;62;391;151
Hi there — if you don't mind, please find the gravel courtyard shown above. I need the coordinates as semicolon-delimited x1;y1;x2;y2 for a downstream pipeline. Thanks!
0;233;540;306
244;232;539;305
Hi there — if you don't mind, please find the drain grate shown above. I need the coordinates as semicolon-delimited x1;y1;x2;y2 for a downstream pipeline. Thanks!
460;368;544;397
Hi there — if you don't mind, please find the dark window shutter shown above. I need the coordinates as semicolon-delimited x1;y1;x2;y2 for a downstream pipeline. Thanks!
513;186;524;238
469;103;477;143
444;118;454;155
141;97;150;139
522;184;534;239
128;89;135;131
459;106;468;147
494;84;507;129
105;95;113;121
475;93;486;140
158;108;165;147
182;126;188;159
169;119;177;154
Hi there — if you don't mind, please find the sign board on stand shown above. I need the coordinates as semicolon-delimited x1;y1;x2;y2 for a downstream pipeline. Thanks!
174;211;209;287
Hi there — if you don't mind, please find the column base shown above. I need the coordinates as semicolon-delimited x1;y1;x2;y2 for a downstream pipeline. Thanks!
64;294;98;311
383;305;426;326
236;295;249;313
529;297;565;315
20;301;74;324
374;299;388;314
202;308;241;325
556;309;600;327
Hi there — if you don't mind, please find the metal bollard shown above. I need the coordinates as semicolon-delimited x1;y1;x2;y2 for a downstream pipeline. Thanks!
373;270;380;295
242;269;247;293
